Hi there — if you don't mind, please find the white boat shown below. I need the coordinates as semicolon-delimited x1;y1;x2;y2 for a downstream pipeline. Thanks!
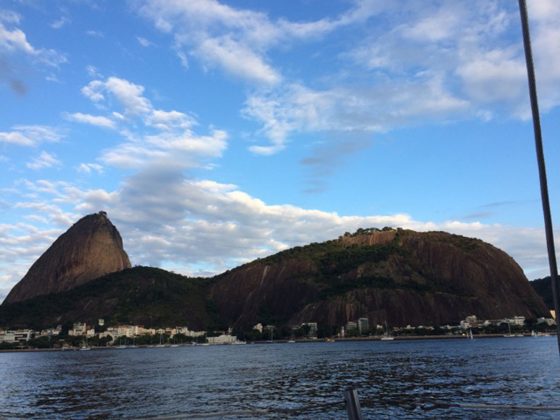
503;323;516;337
468;329;474;340
381;321;394;340
80;338;91;350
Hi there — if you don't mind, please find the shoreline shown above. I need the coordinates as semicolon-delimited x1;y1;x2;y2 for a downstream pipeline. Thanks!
1;332;555;353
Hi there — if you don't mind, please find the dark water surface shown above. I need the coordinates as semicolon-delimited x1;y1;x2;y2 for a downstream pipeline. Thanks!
1;337;559;419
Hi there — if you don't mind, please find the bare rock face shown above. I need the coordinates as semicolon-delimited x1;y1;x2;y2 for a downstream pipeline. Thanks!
211;229;549;329
4;212;131;304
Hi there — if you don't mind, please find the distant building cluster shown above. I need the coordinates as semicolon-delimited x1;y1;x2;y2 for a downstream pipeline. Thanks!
0;319;242;347
0;313;556;348
0;326;61;344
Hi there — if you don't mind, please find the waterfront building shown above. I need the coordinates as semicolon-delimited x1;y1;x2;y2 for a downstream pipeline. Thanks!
68;322;88;336
502;316;525;326
537;317;556;326
173;326;205;338
460;315;478;329
358;318;369;334
301;322;318;338
207;334;240;344
0;329;33;343
346;321;358;332
39;326;61;337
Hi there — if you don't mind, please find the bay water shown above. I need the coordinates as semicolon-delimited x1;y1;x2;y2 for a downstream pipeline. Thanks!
1;337;559;419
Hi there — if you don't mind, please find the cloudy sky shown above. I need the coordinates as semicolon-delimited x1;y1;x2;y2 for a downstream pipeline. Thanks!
1;0;559;302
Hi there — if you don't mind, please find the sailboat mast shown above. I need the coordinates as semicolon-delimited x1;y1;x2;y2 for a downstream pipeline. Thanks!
518;0;560;354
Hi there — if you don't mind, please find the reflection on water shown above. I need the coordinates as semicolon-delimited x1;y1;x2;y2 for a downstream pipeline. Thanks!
0;337;559;419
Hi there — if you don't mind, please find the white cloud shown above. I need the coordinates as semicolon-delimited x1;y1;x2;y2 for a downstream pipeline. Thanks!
0;125;62;147
348;1;560;119
82;77;151;115
136;36;154;47
0;10;20;24
0;19;66;67
85;30;103;38
195;36;280;85
65;112;116;129
2;172;556;299
50;16;70;30
135;0;383;85
243;79;468;154
26;151;61;170
85;65;101;79
0;22;34;54
77;163;104;174
131;0;560;160
146;109;196;131
75;76;228;169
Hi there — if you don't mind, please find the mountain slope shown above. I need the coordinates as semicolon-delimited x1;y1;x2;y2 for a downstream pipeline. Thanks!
530;277;554;310
1;224;548;331
0;267;217;330
210;228;548;329
5;212;131;304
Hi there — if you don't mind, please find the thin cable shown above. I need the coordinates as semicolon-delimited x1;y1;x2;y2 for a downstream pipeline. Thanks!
518;0;560;354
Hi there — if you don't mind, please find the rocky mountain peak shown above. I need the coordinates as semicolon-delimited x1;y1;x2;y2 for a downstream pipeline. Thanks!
4;212;131;304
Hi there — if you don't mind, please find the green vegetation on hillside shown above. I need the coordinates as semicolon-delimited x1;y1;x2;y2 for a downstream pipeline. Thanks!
0;266;220;330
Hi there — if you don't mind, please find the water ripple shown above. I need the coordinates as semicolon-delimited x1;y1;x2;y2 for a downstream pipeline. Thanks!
0;338;559;419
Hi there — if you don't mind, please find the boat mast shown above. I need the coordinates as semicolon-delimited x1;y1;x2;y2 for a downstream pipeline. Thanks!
518;0;560;354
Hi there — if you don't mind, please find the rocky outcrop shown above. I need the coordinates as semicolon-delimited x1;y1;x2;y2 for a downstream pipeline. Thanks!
1;224;549;331
211;229;548;329
4;212;131;304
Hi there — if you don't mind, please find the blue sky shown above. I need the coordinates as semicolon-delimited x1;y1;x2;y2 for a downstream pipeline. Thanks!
1;0;559;301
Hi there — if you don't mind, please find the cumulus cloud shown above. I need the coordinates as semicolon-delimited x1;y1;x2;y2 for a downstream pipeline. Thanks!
0;125;62;147
77;163;103;174
26;151;61;170
349;1;560;118
135;0;385;85
0;16;66;67
82;77;152;115
65;112;116;129
72;75;228;168
135;1;560;157
243;79;468;154
1;172;556;300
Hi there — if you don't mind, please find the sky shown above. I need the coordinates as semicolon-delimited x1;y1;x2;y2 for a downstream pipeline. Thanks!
1;0;559;302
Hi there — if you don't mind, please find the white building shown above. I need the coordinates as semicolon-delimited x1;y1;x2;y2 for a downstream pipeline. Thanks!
346;321;358;332
39;326;61;337
207;334;241;344
358;318;370;334
68;322;88;336
173;326;205;338
0;329;33;343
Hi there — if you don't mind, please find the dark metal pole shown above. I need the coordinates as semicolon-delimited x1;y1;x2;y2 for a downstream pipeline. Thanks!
344;388;364;420
518;0;560;352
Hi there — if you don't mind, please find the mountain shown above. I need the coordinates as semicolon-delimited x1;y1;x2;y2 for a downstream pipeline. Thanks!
0;221;548;331
0;267;218;330
4;212;131;304
530;276;554;310
210;228;548;329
